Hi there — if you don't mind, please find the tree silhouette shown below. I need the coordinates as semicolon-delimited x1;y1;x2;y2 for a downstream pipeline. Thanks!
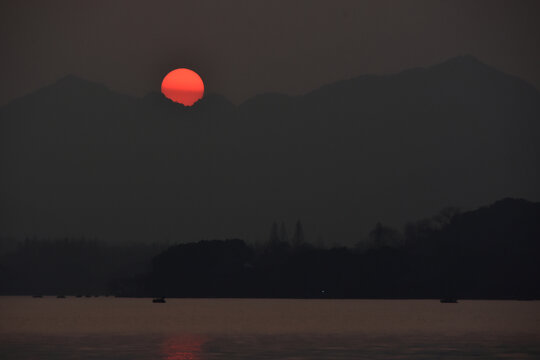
280;222;288;243
369;222;401;248
269;221;280;245
292;220;305;247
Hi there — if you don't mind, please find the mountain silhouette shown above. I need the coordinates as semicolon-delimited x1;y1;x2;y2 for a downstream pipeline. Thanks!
1;56;539;244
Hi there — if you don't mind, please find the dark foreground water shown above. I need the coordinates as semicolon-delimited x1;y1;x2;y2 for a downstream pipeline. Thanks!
1;297;539;359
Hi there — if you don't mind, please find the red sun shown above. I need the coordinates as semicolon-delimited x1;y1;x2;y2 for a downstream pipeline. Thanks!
161;68;204;106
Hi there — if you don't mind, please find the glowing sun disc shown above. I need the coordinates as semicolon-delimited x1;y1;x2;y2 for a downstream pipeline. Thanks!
161;68;204;106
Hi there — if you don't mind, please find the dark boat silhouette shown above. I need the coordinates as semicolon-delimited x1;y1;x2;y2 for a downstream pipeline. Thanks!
440;298;458;303
152;297;166;303
56;295;66;299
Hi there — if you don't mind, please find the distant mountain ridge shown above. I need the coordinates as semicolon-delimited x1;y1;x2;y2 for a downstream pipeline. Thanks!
1;56;539;244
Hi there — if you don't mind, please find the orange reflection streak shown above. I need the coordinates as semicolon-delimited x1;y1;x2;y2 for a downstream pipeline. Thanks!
161;334;206;360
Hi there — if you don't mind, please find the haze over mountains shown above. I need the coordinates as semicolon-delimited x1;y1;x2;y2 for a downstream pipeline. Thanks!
1;56;539;245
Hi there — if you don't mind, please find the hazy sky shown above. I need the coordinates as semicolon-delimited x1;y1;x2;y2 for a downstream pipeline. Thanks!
1;0;539;105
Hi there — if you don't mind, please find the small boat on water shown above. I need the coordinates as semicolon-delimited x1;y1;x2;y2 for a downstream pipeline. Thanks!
152;297;166;303
440;298;458;303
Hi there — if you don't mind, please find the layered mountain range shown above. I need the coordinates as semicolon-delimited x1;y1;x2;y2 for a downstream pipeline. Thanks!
1;56;539;244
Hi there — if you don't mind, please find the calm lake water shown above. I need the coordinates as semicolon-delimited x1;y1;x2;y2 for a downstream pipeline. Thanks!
0;297;539;359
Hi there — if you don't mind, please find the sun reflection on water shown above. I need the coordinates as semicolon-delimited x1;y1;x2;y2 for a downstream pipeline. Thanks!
161;334;205;360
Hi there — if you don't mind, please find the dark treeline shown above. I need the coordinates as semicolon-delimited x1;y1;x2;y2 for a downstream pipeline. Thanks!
148;198;539;299
0;238;165;296
1;198;539;299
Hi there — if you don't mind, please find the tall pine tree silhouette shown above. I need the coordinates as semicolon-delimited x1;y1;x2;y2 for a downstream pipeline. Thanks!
280;222;288;243
292;220;304;247
269;221;280;245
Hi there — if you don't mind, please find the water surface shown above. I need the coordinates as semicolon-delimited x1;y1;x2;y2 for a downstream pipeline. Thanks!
1;297;539;359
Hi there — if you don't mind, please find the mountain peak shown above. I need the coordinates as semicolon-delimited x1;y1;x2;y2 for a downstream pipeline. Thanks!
447;54;481;63
57;74;86;83
53;74;109;91
430;54;494;72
